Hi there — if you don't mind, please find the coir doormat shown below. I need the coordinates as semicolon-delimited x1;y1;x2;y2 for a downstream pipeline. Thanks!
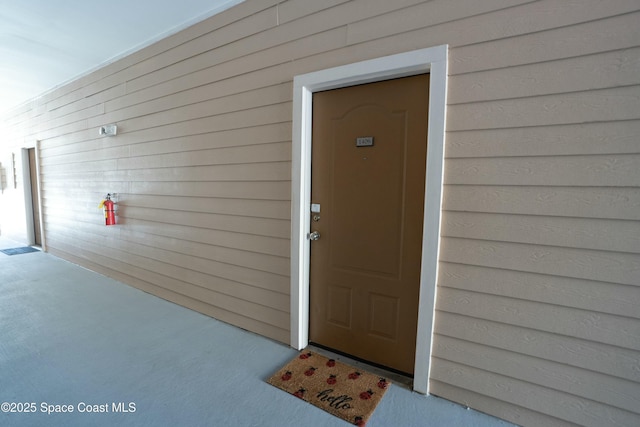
268;350;390;426
0;247;39;256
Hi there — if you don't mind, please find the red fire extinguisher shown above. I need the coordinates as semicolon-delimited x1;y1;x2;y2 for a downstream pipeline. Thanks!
99;194;116;226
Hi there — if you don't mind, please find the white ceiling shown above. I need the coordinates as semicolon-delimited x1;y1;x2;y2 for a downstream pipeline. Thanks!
0;0;244;114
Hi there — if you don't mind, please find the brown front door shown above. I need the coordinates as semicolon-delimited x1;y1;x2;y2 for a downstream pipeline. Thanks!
309;74;429;375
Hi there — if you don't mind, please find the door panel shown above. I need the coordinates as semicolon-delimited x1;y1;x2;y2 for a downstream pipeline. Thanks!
330;105;406;278
309;74;429;374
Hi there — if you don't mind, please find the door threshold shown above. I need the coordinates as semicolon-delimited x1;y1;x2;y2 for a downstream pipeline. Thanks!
307;343;414;390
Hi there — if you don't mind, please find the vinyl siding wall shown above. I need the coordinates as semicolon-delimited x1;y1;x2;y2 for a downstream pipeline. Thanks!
1;1;639;426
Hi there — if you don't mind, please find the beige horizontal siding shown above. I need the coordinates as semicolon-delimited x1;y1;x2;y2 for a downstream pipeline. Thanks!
445;154;640;186
429;381;578;427
443;212;640;254
2;1;639;426
436;311;640;383
45;230;290;319
438;287;639;350
431;358;638;427
441;237;639;286
447;86;640;131
445;185;640;220
348;0;640;48
449;9;640;74
122;219;290;258
433;336;640;414
41;191;291;221
42;163;291;184
439;263;640;319
43;202;290;239
277;0;349;24
47;244;290;343
430;0;639;424
445;121;640;158
43;217;289;277
448;47;640;104
125;195;290;219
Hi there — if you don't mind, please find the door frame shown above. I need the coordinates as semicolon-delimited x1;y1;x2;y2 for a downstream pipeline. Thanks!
21;141;46;249
290;46;448;394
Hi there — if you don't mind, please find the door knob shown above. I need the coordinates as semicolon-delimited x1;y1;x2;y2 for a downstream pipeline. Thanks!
308;231;321;241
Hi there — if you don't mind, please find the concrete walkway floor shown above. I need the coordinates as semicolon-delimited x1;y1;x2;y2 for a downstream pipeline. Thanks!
0;239;516;427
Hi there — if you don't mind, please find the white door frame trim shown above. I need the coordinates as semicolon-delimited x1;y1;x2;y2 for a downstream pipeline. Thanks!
290;46;448;394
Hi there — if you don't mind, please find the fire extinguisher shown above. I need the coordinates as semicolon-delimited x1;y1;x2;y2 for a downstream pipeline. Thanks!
98;193;116;226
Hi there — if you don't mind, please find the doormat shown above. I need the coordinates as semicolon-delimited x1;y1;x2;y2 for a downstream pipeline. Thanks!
268;350;390;426
0;247;39;256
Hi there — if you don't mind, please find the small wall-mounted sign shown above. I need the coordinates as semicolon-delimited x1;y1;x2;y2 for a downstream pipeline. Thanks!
99;124;118;137
356;136;374;147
